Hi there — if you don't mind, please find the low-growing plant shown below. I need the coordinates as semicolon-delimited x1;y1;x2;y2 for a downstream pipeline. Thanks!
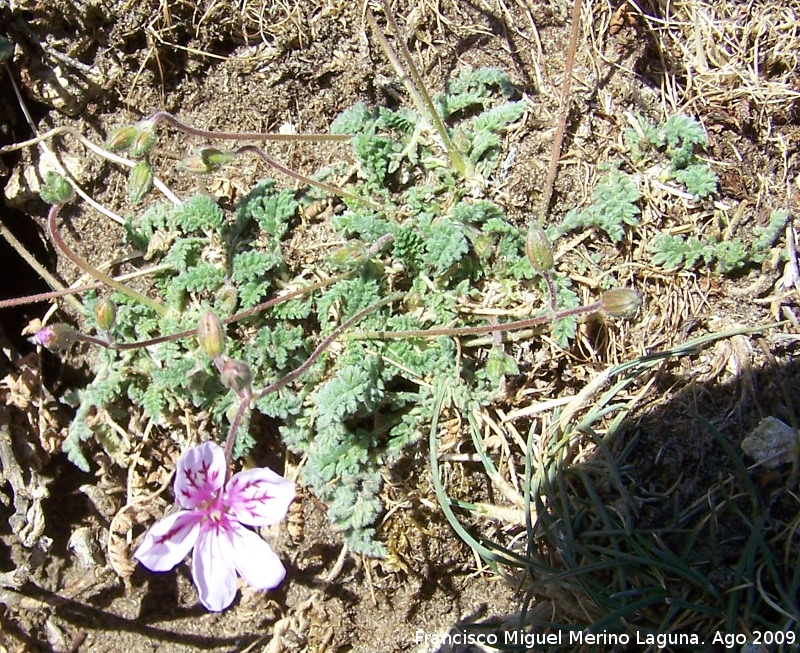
651;209;790;273
2;15;639;560
626;113;718;199
558;167;642;243
555;113;788;280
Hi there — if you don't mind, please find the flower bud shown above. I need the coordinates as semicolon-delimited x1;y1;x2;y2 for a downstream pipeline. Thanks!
30;323;77;351
39;171;75;205
198;147;235;171
128;160;154;204
178;154;210;174
180;147;235;174
94;298;117;330
600;288;642;318
197;311;225;359
215;285;239;314
472;234;494;260
525;226;554;273
329;241;366;267
129;122;157;158
220;359;253;396
105;124;138;152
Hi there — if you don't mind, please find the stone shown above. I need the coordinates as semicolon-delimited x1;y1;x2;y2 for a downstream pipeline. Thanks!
741;417;798;469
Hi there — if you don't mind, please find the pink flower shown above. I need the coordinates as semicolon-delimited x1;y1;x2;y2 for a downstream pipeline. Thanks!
134;441;295;611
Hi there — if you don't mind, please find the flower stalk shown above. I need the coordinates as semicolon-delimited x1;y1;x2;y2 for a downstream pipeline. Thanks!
365;4;472;178
47;204;167;316
345;289;641;341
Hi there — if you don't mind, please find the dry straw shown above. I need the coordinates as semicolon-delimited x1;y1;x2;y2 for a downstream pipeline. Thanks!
633;0;800;130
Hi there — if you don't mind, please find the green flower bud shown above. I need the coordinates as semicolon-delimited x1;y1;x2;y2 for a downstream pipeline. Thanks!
31;323;77;351
180;147;235;174
220;359;252;396
94;298;117;330
39;171;75;205
472;234;494;260
129;122;157;158
600;288;642;318
178;154;210;174
104;125;138;152
197;311;226;359
198;147;235;171
525;226;554;273
215;284;239;314
128;160;154;205
329;241;366;267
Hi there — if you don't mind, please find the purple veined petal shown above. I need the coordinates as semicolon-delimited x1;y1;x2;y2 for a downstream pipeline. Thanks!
192;526;238;611
134;510;202;572
228;522;286;591
175;441;226;509
224;467;295;527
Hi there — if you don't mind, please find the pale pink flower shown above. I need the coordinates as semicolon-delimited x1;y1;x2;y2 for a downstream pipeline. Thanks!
134;441;295;611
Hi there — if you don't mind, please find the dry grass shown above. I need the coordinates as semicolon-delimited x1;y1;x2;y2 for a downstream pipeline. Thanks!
630;0;800;130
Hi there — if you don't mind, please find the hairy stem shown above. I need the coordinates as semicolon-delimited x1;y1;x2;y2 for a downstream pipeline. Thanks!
223;394;252;468
5;63;129;224
0;126;180;205
254;294;402;401
541;271;559;314
234;145;379;209
0;263;173;310
0;221;84;313
539;0;583;216
82;273;348;352
47;204;167;316
347;300;602;340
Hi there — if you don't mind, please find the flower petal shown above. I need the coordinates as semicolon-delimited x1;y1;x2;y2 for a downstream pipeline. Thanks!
192;527;238;611
175;441;226;509
224;467;296;527
134;510;201;572
229;522;286;590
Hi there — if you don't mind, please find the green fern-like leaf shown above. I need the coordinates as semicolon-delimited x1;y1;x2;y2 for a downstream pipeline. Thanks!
662;114;708;168
249;188;297;237
472;101;525;133
331;102;376;135
446;66;516;99
751;209;790;258
352;132;403;188
125;202;170;249
63;403;94;472
170;195;226;234
376;106;418;134
468;130;500;166
651;234;706;270
270;297;313;320
436;91;487;118
449;200;504;225
162;237;205;272
712;239;749;273
169;262;225;299
421;219;469;275
673;163;717;199
316;356;385;428
332;209;392;242
559;169;641;242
